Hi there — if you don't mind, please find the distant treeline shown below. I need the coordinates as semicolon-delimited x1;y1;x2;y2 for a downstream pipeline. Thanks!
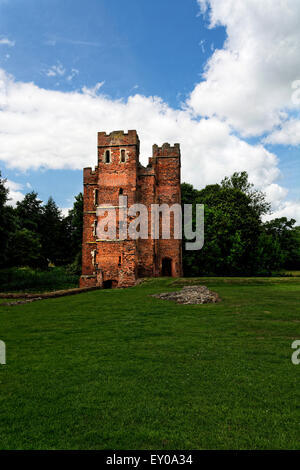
0;170;299;277
0;171;83;274
182;172;300;276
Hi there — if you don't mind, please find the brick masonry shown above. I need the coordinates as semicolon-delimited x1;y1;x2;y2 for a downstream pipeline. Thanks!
80;130;182;288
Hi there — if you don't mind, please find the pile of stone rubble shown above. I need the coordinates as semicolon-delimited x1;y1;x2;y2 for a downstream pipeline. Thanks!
151;285;221;305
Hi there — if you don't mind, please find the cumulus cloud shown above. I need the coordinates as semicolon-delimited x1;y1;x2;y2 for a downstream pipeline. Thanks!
0;69;280;192
4;179;24;206
265;119;300;146
1;0;300;227
265;200;300;223
190;0;300;138
264;184;289;211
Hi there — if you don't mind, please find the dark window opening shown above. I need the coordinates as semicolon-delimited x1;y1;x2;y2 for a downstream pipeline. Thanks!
94;189;99;206
93;220;98;237
121;149;126;162
119;188;123;195
118;256;122;266
105;150;111;163
162;258;172;277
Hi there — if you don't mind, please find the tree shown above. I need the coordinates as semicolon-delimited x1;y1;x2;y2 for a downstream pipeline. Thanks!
0;172;17;267
9;229;42;267
67;192;83;257
221;171;271;219
40;197;63;266
264;218;300;270
63;193;83;273
181;172;286;276
255;231;284;275
15;192;43;232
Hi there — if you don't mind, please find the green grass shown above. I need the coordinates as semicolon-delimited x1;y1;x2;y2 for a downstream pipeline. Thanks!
0;298;27;304
0;267;79;293
0;277;299;450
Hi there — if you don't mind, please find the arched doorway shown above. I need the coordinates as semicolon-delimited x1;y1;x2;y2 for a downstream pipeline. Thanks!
161;258;172;277
103;280;118;289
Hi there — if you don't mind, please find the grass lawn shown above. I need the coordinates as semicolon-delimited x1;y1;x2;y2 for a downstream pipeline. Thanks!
0;277;299;450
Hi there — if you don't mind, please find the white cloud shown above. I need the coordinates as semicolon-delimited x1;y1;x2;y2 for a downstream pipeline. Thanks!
262;184;300;223
45;62;66;78
0;51;298;221
264;184;288;210
0;69;279;188
45;37;101;48
4;179;24;206
265;200;300;223
190;0;300;139
264;119;300;146
67;68;79;82
81;81;105;97
199;39;206;54
60;207;71;218
0;38;15;47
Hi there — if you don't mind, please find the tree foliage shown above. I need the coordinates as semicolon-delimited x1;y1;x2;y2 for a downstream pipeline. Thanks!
0;169;299;276
0;179;84;270
182;172;300;276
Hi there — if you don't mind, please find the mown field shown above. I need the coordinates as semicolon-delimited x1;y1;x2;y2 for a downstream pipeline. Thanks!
0;277;299;450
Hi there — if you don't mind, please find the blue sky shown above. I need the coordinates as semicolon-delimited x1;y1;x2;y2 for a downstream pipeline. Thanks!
0;0;225;106
0;0;299;221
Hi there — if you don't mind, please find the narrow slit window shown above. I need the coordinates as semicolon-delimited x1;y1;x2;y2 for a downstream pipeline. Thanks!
119;188;123;195
105;150;111;163
118;256;122;267
94;189;99;206
121;149;126;162
93;220;98;237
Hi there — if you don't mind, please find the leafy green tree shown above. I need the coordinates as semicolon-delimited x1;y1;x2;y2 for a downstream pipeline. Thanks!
255;231;284;275
0;172;9;265
221;171;271;219
9;228;42;267
264;218;300;270
0;172;18;267
64;193;83;273
67;192;83;257
181;172;284;276
40;197;64;266
15;192;43;232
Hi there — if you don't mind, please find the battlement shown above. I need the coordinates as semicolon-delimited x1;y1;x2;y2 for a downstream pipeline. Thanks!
152;142;180;158
98;130;140;148
83;167;98;184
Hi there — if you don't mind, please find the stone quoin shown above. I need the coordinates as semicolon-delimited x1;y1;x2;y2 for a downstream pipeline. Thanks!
80;130;182;288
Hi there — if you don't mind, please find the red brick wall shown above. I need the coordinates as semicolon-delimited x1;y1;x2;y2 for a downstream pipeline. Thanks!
80;131;182;288
153;143;182;278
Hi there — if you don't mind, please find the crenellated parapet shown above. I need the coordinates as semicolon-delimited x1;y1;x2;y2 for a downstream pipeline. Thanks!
152;143;180;158
83;167;98;185
98;130;140;148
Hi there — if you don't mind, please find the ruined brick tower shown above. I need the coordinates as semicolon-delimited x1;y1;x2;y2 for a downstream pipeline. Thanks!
80;130;182;288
